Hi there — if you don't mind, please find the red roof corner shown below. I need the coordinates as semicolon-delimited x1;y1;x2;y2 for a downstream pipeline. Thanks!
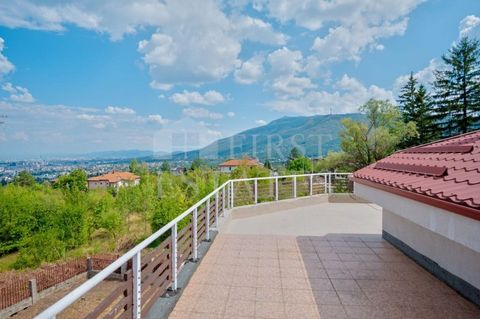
353;130;480;220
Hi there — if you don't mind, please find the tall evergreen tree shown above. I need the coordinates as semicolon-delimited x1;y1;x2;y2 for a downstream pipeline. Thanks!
397;74;438;147
433;37;480;137
398;73;418;123
415;85;439;144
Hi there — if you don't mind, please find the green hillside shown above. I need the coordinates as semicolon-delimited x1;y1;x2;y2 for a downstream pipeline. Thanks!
172;113;365;161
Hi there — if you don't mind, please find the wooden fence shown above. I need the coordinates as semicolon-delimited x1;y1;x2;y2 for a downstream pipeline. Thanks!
0;255;117;311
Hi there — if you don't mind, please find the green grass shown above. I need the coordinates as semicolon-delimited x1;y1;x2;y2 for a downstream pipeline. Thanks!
0;213;152;272
0;252;18;272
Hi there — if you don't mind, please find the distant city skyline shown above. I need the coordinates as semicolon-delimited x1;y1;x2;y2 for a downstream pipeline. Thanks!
0;0;479;159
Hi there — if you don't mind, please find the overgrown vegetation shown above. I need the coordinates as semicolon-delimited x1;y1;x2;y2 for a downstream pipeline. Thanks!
0;168;227;269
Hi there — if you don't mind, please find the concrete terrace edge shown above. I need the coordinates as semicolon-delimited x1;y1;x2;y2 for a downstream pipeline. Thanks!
383;230;480;307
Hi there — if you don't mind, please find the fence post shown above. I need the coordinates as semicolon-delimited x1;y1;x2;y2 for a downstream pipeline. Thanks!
309;175;313;196
275;177;279;201
86;257;93;278
29;279;38;304
215;191;219;228
192;208;198;261
132;252;141;319
293;176;297;198
171;223;178;292
205;199;210;241
254;179;258;204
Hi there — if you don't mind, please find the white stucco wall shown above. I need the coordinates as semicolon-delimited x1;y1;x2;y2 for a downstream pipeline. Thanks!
220;166;234;173
354;182;480;253
354;182;480;289
383;209;480;289
88;181;110;189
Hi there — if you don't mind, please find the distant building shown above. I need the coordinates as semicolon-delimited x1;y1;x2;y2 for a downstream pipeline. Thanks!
218;158;261;173
87;171;140;190
170;167;186;175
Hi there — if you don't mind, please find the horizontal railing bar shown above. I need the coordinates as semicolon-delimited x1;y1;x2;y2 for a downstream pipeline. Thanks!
230;173;325;182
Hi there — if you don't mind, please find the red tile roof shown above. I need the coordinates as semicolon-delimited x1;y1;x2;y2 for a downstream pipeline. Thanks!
88;171;140;183
353;130;480;220
219;158;260;167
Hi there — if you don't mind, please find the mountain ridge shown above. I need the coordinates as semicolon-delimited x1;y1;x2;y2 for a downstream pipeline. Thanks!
169;113;365;161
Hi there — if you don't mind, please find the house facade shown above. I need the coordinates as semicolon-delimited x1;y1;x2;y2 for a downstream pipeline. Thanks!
87;171;140;190
218;158;261;173
352;130;480;306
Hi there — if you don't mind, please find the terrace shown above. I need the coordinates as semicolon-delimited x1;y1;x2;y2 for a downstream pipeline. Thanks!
35;173;480;319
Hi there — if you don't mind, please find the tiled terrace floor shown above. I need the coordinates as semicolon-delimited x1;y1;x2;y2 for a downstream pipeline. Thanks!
169;199;479;319
170;233;480;319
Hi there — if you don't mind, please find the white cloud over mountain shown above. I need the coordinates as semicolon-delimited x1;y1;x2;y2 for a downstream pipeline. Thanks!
267;74;394;115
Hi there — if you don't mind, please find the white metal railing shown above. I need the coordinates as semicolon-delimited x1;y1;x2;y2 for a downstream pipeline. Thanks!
36;172;351;319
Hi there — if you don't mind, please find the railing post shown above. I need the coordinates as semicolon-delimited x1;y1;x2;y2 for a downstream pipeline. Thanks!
254;179;258;204
293;176;297;198
171;223;177;291
132;251;141;319
309;175;313;196
231;181;234;208
205;199;210;241
227;183;231;209
275;177;278;201
222;186;226;215
215;191;219;228
192;208;198;261
329;173;332;194
324;174;328;194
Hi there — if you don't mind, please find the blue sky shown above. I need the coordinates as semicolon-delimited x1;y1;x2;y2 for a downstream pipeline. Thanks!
0;0;479;159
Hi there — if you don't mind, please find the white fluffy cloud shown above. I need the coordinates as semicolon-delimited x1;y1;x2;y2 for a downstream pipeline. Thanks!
105;106;135;115
2;83;35;103
234;55;265;84
255;119;267;125
170;90;225;106
136;1;287;88
255;0;422;65
182;107;223;120
267;47;315;98
459;15;480;39
0;1;169;41
0;1;286;89
227;111;235;118
231;15;287;45
147;114;168;125
0;37;14;76
311;19;408;63
267;74;394;115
